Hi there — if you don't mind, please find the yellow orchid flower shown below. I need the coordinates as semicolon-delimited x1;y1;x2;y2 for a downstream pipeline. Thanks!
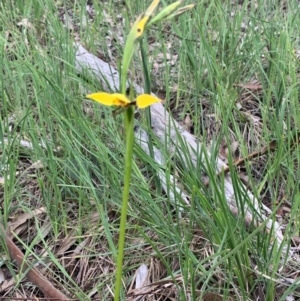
86;92;161;109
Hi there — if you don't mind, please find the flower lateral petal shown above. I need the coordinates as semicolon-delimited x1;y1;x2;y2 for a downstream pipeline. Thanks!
136;94;161;108
86;92;132;108
86;92;116;106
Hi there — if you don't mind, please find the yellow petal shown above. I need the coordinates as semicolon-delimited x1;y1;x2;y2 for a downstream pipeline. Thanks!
136;15;149;39
136;94;161;108
111;93;131;107
86;92;132;107
86;92;115;106
135;0;160;39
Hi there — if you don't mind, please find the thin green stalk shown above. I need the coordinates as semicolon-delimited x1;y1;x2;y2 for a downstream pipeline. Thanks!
114;106;134;301
113;18;136;300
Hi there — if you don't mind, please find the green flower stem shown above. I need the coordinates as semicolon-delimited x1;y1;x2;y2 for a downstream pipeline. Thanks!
113;18;135;299
114;106;135;301
112;2;194;299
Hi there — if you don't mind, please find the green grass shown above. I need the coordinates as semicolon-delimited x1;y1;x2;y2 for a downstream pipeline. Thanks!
1;0;300;300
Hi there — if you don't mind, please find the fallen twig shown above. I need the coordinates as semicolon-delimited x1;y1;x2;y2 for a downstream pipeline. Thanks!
0;224;69;301
75;43;288;255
